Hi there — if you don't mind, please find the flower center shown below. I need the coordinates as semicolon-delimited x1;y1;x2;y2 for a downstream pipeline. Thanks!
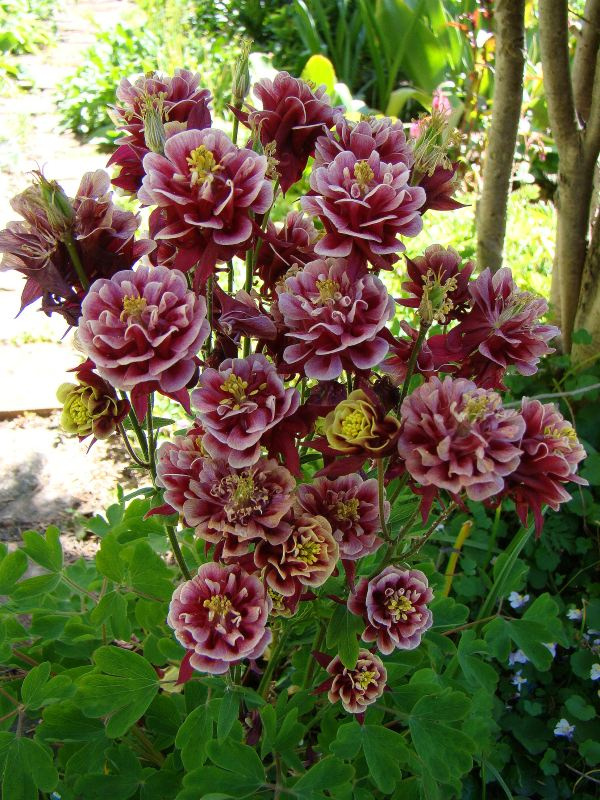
544;423;578;443
463;393;497;422
120;295;147;323
420;269;458;323
295;536;321;565
355;670;377;690
315;278;340;304
386;592;414;621
353;160;374;192
220;374;249;408
231;473;255;506
68;395;90;425
340;409;369;440
187;145;222;187
335;498;360;521
203;594;233;621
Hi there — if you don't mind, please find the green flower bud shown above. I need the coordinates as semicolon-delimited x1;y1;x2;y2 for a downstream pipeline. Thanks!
56;370;129;440
232;38;252;104
33;171;74;233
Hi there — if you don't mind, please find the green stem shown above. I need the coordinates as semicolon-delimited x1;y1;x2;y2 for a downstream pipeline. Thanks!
398;321;430;410
206;275;214;355
166;525;192;581
227;259;234;294
388;472;408;507
302;622;326;690
63;233;89;290
118;423;151;468
401;501;457;560
121;393;149;462
258;627;288;698
377;459;391;541
147;394;157;481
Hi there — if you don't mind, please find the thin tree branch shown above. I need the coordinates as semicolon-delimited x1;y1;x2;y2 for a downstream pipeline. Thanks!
584;48;600;160
573;0;600;121
539;0;580;154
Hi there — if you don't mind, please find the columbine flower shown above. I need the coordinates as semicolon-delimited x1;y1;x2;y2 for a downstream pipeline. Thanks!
502;398;587;536
78;265;209;419
444;268;559;389
508;650;529;667
325;650;387;714
155;423;206;514
138;128;273;280
0;170;153;325
56;365;129;440
256;211;318;298
590;664;600;681
191;354;300;468
168;562;272;674
567;608;583;621
297;474;386;560
553;718;575;739
254;512;339;596
314;115;413;170
277;258;394;380
348;566;433;654
324;389;401;457
511;670;527;695
400;245;474;323
508;591;530;609
302;150;425;271
183;457;296;556
397;377;525;501
232;71;338;193
108;69;212;194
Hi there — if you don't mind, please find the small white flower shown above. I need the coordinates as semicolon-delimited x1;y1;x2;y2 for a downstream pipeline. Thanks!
511;670;527;694
543;642;557;658
567;608;583;621
591;663;600;681
508;591;530;610
509;650;529;666
553;718;575;739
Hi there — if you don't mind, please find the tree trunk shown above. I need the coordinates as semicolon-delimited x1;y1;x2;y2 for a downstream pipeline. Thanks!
573;204;600;361
538;0;600;353
476;0;525;272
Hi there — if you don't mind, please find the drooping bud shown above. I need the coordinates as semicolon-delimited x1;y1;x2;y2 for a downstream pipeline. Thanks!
232;38;252;104
56;366;130;441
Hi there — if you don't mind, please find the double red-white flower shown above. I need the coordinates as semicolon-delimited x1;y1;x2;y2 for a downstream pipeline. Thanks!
168;562;272;674
348;567;433;654
397;376;525;501
302;150;425;270
314;114;414;170
78;266;209;418
138;129;273;279
297;474;386;560
502;398;587;535
108;69;212;194
325;649;387;714
191;354;300;468
277;257;394;380
183;457;296;556
155;423;206;514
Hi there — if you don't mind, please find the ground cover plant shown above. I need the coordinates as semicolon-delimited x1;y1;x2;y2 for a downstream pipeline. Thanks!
0;53;597;800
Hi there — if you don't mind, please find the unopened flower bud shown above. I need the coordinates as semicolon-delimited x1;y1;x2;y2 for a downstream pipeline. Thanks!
33;171;74;233
410;98;461;181
142;96;167;155
57;367;129;440
232;38;252;104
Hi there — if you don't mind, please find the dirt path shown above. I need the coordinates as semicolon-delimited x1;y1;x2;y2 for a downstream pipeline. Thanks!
0;0;141;545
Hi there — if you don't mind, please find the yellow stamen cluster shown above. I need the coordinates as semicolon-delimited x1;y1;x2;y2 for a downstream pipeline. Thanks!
220;374;249;408
68;396;90;426
340;409;368;440
295;537;321;566
355;670;377;690
463;393;497;422
187;145;222;187
386;594;413;621
353;160;375;192
544;423;578;443
315;278;340;304
335;498;360;521
203;594;233;621
120;295;148;322
420;269;458;324
231;473;256;506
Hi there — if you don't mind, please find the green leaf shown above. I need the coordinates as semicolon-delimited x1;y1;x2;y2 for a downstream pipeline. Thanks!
274;707;304;752
581;739;600;766
581;453;600;485
91;591;131;641
0;549;28;594
572;328;593;344
329;722;362;760
38;701;105;743
216;691;239;739
22;527;63;572
175;705;212;770
565;694;596;721
96;534;125;582
21;662;52;708
326;605;363;669
2;737;58;799
293;755;354;792
181;766;261;798
457;630;498;692
205;739;264;782
11;572;61;600
77;646;159;737
125;542;174;601
409;689;475;783
362;725;405;793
